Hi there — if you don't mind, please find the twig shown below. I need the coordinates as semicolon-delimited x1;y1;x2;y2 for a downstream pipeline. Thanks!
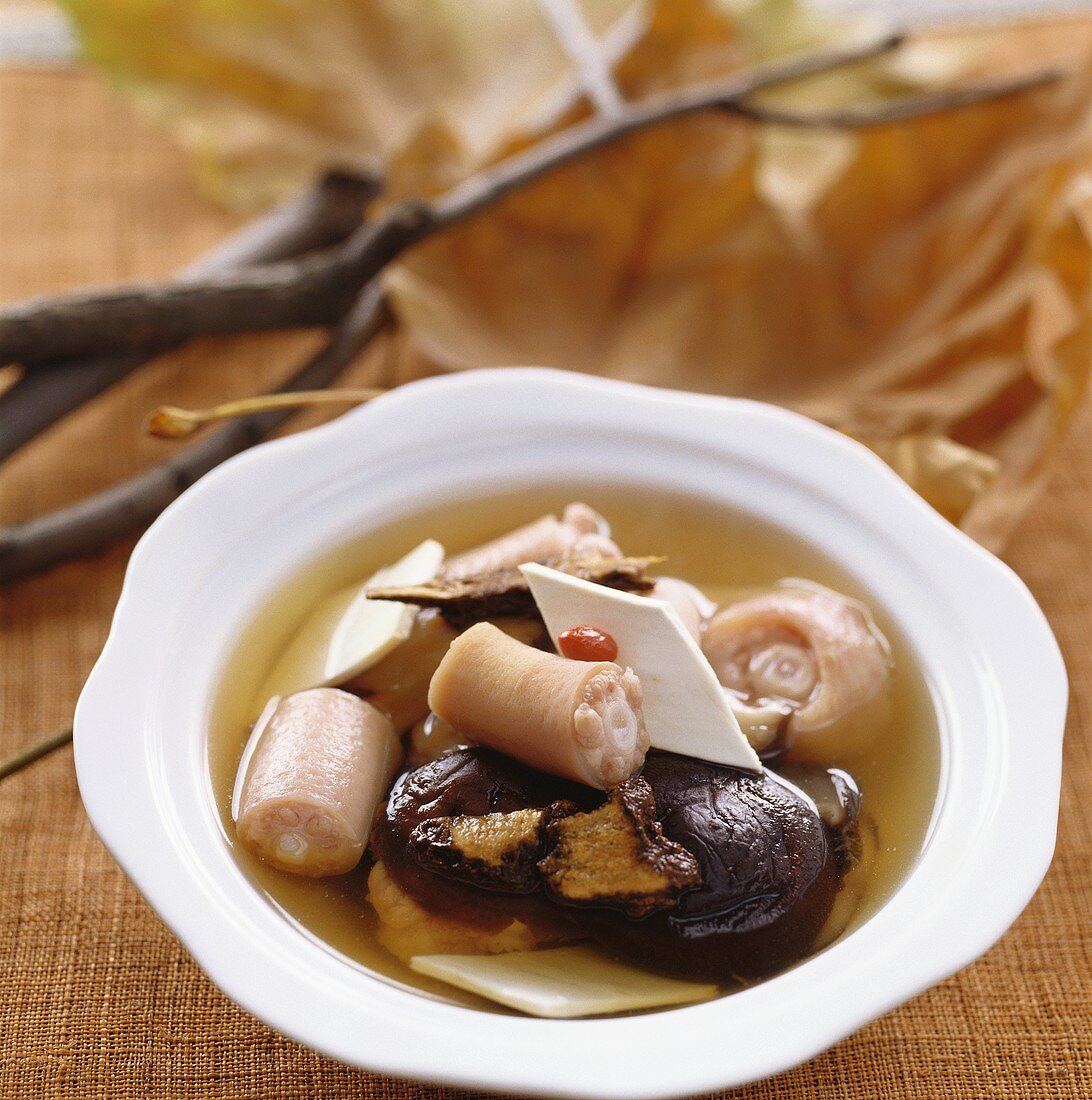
145;387;386;438
0;207;424;370
733;67;1061;128
0;33;916;369
0;171;378;463
0;285;390;582
0;728;72;781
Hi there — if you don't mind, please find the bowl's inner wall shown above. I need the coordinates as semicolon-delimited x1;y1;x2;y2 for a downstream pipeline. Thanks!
206;480;942;1012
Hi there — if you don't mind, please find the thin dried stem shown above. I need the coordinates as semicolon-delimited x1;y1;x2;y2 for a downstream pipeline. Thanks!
0;286;390;583
733;67;1061;128
0;39;1062;373
0;728;73;782
146;388;386;438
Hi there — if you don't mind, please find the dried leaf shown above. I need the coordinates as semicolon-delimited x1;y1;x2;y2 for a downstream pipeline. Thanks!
63;0;1092;547
384;15;1092;550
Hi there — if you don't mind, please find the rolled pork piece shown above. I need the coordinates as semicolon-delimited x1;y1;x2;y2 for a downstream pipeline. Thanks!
702;580;893;761
233;688;400;877
442;503;611;579
428;622;648;789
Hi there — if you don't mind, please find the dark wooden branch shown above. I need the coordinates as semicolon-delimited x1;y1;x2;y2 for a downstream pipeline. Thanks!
0;284;389;583
0;33;912;370
0;171;378;463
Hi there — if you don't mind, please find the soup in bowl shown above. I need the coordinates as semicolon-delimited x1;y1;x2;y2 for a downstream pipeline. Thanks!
210;486;941;1015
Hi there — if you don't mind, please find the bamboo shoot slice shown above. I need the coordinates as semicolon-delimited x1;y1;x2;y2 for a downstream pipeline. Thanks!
410;945;717;1018
260;539;444;698
521;564;760;772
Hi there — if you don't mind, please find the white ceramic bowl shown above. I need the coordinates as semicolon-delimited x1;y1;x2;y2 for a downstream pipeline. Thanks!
75;368;1066;1099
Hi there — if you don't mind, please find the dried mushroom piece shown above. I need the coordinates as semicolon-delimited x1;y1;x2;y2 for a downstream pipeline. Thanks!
409;802;576;893
365;554;661;628
538;777;701;918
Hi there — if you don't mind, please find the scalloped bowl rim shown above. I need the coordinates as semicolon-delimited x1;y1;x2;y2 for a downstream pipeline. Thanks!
74;368;1066;1099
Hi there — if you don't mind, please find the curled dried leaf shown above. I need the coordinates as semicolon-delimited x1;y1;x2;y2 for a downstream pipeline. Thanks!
384;14;1092;551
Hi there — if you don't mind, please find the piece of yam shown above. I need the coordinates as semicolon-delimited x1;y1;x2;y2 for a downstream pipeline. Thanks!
234;688;399;877
428;622;648;790
538;778;701;917
345;609;457;732
367;861;554;961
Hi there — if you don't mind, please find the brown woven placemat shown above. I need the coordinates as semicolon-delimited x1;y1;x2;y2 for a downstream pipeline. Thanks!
0;67;1089;1100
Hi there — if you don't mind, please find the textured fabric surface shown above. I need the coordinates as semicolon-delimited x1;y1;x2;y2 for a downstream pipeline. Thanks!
0;67;1089;1100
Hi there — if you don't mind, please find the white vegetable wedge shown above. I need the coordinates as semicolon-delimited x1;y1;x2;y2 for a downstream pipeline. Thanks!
521;564;761;772
259;539;444;698
410;946;717;1018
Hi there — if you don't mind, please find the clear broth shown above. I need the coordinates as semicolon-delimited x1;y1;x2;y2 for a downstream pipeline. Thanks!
208;485;941;1013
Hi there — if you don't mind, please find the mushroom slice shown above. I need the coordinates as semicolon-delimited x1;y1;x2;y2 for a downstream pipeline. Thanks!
409;802;576;893
538;777;701;918
702;580;893;761
410;945;716;1018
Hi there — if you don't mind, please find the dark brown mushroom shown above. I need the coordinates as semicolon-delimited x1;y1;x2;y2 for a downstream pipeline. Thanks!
370;747;846;984
538;777;701;917
584;753;838;981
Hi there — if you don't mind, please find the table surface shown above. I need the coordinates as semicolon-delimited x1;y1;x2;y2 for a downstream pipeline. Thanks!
0;66;1089;1100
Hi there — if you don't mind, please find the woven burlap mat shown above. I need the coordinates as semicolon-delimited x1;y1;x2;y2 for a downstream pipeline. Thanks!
0;67;1089;1100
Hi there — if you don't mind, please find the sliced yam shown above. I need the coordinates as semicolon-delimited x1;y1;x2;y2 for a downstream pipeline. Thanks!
521;564;760;772
259;539;444;699
233;688;400;877
345;608;458;732
410;945;717;1018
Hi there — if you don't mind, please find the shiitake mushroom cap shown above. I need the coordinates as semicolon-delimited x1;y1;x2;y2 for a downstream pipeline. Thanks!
373;747;842;982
